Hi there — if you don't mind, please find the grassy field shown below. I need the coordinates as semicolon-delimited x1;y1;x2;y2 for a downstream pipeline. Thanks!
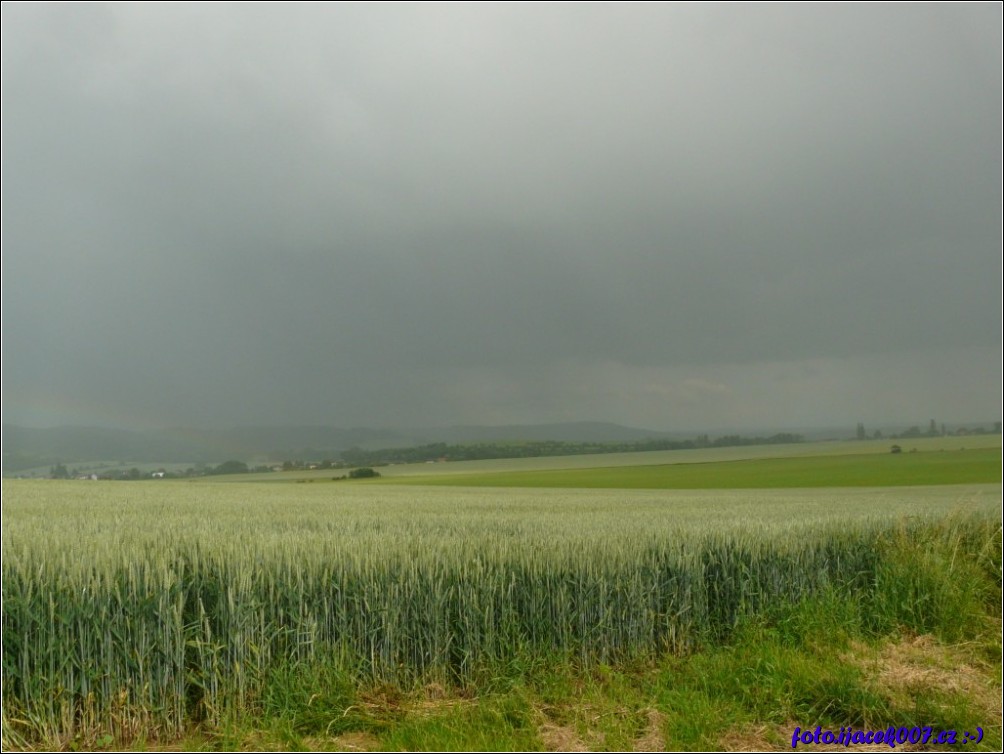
3;441;1001;750
381;447;1001;489
209;434;1001;484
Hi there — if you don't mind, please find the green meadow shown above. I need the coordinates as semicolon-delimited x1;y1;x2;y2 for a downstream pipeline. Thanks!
211;433;1001;484
382;447;1001;489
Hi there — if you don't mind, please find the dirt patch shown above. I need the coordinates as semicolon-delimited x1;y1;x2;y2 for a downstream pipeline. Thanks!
536;706;664;752
327;731;382;751
632;708;667;752
423;682;449;701
718;634;1001;752
539;722;591;752
718;722;779;751
411;695;476;718
848;634;1002;721
359;683;406;710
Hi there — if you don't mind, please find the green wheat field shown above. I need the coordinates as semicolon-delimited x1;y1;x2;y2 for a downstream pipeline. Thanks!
3;438;1001;751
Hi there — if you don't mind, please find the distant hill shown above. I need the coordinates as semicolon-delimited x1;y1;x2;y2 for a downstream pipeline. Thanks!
1;421;679;472
4;421;996;475
2;425;198;470
1;425;401;471
417;421;675;444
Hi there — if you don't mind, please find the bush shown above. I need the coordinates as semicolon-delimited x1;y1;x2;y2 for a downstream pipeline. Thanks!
348;467;380;479
210;460;249;475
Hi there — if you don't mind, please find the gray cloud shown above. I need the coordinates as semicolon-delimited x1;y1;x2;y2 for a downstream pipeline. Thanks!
3;3;1000;430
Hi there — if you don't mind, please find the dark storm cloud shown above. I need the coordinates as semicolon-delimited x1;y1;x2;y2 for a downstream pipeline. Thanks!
2;3;1000;430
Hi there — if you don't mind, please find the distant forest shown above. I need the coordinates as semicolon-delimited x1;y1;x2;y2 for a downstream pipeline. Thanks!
338;433;805;467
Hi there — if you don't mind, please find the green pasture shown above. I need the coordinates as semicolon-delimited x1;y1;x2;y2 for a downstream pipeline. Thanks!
382;447;1001;489
198;434;1000;484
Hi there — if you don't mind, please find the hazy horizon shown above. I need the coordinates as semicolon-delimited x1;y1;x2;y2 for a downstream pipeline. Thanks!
3;4;1001;433
2;417;1000;436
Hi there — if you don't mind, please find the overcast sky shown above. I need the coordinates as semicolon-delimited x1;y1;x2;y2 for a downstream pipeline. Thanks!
2;3;1001;432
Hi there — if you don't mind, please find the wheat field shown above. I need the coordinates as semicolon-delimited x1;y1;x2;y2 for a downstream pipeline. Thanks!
2;479;999;744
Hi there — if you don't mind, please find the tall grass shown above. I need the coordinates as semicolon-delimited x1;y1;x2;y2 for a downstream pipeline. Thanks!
2;481;999;747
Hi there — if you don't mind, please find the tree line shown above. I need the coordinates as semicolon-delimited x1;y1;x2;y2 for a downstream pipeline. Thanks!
339;433;805;467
